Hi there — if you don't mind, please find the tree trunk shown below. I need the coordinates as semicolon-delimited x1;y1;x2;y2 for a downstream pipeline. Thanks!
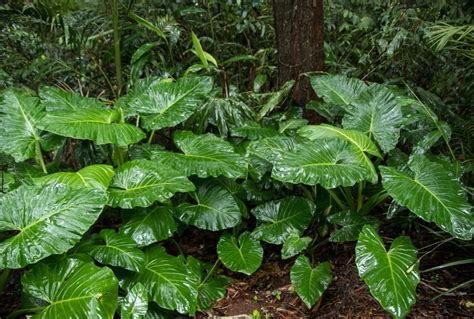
273;0;324;106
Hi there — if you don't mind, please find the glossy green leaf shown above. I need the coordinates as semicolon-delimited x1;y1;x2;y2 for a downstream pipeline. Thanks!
0;184;106;268
39;86;105;111
121;283;148;319
327;211;380;242
148;131;247;178
176;179;241;231
217;232;263;275
271;139;370;189
281;234;312;259
290;256;332;308
298;124;381;182
230;122;278;140
247;135;297;162
136;246;198;314
39;108;145;146
189;97;255;136
0;89;45;162
107;160;195;209
121;206;178;247
187;257;228;310
34;164;114;190
356;225;420;318
257;80;295;120
309;74;367;106
380;156;473;240
132;76;213;130
342;84;403;153
279;119;308;133
22;258;118;318
89;229;145;272
251;197;315;244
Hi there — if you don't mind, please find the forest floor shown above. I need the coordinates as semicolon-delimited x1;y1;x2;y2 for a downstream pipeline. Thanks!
1;226;473;318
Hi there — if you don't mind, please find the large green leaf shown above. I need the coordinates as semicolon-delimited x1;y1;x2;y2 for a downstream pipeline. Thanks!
271;139;370;189
217;232;263;275
89;229;146;272
230;122;278;140
290;256;332;308
188;97;256;137
107;160;195;209
0;89;45;162
298;124;381;182
380;156;473;240
281;233;312;260
0;184;106;268
39;108;145;146
34;164;114;190
136;246;198;314
327;211;380;242
39;86;105;111
309;74;367;106
355;225;420;318
342;84;403;153
132;76;213;130
22;258;118;318
121;206;178;247
147;131;247;178
257;80;295;120
247;135;297;162
121;283;148;319
176;179;242;231
251;197;315;244
187;257;228;311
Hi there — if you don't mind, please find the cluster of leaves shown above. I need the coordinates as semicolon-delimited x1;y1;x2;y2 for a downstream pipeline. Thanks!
0;71;472;318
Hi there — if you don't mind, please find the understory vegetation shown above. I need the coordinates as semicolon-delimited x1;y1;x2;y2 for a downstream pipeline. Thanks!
0;0;473;318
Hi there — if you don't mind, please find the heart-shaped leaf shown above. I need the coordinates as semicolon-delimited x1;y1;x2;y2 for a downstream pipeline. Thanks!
121;283;148;319
39;108;145;146
135;246;198;314
327;211;380;242
290;256;332;308
217;232;263;275
271;139;370;189
34;164;114;190
281;234;312;259
176;179;242;231
342;84;403;153
298;124;381;182
380;156;473;240
251;197;315;245
107;160;195;209
89;229;145;272
132;76;213;130
0;89;45;162
309;74;367;106
356;225;420;318
147;131;247;178
0;184;106;268
121;206;178;247
22;258;118;318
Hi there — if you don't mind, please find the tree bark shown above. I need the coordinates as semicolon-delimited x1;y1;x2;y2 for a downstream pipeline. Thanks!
273;0;324;106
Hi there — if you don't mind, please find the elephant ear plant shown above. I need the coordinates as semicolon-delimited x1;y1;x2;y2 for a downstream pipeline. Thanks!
0;73;472;318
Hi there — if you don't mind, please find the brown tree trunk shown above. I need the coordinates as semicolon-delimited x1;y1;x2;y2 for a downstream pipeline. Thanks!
273;0;324;107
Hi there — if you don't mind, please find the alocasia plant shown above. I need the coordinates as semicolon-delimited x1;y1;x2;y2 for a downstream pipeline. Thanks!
0;73;471;318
